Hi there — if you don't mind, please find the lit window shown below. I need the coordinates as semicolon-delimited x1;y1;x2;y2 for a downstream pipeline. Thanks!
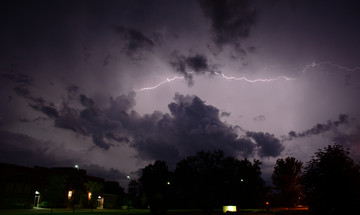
88;192;92;200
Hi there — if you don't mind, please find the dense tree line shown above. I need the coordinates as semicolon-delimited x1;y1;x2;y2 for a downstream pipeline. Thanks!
130;144;360;215
130;150;266;214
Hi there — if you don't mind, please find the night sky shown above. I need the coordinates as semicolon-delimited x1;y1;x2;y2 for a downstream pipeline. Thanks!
1;0;360;186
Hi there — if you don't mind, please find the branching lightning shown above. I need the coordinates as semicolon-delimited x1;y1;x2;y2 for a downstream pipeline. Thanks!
136;61;360;92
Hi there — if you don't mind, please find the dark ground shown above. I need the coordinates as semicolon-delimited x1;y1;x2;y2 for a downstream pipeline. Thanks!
0;207;309;215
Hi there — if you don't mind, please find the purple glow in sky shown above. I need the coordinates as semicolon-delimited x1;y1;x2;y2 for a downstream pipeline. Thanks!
1;0;360;186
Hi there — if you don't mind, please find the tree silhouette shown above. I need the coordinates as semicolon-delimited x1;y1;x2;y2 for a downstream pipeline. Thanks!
139;160;171;215
103;181;125;208
43;174;67;213
134;150;266;212
174;150;265;211
303;144;360;215
272;157;303;210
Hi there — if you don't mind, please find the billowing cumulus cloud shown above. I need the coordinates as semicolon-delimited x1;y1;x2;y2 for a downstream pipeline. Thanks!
9;80;286;165
131;94;256;164
54;92;136;150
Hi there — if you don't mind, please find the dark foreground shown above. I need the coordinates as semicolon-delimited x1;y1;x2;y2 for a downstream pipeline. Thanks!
0;207;309;215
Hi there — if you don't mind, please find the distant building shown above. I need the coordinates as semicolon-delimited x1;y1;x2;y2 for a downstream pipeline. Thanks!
0;163;121;209
0;163;36;209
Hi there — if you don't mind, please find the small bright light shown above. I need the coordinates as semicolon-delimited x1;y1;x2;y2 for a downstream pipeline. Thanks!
223;205;237;213
266;201;269;205
240;179;244;182
127;176;131;180
167;181;170;185
74;164;79;169
68;191;72;199
98;196;101;199
88;192;92;200
35;191;40;194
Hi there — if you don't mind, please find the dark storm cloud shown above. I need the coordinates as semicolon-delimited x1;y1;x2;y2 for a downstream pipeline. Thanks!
130;94;256;164
0;130;127;182
11;83;60;119
133;138;180;164
287;114;350;140
246;131;284;157
1;69;33;104
82;164;127;183
56;91;137;149
1;71;32;85
18;92;59;119
79;94;95;107
331;127;360;146
19;84;288;163
10;82;131;150
30;105;59;119
13;85;31;98
197;0;256;47
114;25;156;60
0;130;80;167
170;52;219;86
13;78;285;163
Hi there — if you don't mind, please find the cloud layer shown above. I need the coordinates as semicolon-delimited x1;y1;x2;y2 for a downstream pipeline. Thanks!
6;78;287;165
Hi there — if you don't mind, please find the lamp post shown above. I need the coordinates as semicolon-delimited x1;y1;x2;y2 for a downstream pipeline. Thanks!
127;176;131;211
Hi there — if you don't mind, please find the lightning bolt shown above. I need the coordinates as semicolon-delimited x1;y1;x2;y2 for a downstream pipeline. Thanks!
301;61;360;73
136;76;184;91
136;73;295;91
136;61;360;91
219;73;294;82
